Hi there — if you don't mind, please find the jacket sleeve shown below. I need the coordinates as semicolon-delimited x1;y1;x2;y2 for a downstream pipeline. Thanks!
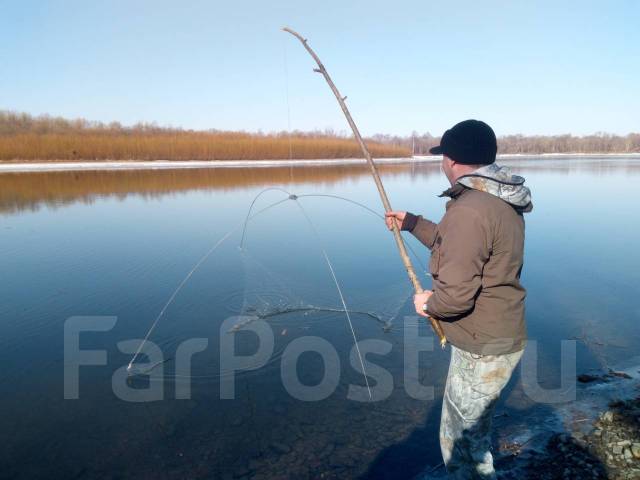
426;205;491;320
406;214;439;249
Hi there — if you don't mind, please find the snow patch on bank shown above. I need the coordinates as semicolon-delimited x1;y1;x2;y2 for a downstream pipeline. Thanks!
0;157;425;173
2;154;638;173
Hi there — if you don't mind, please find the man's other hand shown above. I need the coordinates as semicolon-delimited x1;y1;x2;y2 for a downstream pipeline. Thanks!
413;291;433;318
385;211;406;231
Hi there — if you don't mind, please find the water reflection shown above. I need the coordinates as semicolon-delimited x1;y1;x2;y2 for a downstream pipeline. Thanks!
2;156;639;215
0;163;440;214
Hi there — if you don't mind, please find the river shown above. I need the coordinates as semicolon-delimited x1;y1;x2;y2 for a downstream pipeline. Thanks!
1;156;639;479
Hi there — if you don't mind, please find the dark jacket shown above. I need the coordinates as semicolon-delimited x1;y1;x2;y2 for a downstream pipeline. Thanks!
408;164;532;355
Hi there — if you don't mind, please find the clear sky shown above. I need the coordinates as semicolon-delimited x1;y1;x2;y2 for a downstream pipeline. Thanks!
1;0;638;137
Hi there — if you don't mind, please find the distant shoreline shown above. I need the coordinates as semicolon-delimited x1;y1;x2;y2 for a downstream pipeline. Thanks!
1;153;639;173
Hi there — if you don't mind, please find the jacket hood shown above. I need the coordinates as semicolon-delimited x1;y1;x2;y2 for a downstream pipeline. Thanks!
456;163;532;211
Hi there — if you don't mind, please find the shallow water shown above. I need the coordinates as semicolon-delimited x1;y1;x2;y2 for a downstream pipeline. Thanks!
1;156;639;479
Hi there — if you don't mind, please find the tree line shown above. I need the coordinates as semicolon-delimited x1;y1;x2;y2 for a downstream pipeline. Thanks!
373;131;640;154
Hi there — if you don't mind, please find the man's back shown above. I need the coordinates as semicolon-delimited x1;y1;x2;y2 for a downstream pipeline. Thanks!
433;186;527;355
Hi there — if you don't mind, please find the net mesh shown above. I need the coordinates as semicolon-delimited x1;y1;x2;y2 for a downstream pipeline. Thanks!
224;243;414;334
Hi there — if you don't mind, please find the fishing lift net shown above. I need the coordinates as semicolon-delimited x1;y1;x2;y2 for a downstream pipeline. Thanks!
126;188;431;394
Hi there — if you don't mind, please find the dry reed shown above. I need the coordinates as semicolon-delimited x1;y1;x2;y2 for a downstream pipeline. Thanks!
0;130;409;162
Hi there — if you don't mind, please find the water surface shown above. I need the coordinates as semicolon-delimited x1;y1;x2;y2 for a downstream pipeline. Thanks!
1;157;639;479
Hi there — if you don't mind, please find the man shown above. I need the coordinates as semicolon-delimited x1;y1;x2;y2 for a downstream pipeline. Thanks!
386;119;532;479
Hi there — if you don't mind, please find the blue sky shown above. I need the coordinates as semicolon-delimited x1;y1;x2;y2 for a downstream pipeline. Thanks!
1;0;638;136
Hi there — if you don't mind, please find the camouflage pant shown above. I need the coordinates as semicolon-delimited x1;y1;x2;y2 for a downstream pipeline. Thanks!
440;345;524;479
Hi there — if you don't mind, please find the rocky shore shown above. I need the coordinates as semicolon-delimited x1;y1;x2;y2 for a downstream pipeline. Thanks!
515;397;640;479
590;398;640;478
497;369;640;480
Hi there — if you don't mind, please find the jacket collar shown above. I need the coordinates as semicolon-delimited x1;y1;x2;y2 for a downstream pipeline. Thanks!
438;180;533;213
438;183;467;199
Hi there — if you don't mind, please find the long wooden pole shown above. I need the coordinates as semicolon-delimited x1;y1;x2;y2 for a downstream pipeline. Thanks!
283;27;446;347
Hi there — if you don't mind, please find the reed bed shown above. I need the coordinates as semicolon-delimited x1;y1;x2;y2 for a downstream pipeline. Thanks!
0;131;409;161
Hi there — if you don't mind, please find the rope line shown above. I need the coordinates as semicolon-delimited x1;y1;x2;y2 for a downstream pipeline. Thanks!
282;38;293;160
296;193;430;276
292;198;373;399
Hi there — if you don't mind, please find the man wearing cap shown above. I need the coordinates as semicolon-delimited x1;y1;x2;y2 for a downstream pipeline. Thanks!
386;120;532;479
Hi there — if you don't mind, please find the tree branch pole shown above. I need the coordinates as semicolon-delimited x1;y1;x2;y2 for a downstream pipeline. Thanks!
282;27;446;348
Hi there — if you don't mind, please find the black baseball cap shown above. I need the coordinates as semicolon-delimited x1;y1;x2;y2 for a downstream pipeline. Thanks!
429;119;497;165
